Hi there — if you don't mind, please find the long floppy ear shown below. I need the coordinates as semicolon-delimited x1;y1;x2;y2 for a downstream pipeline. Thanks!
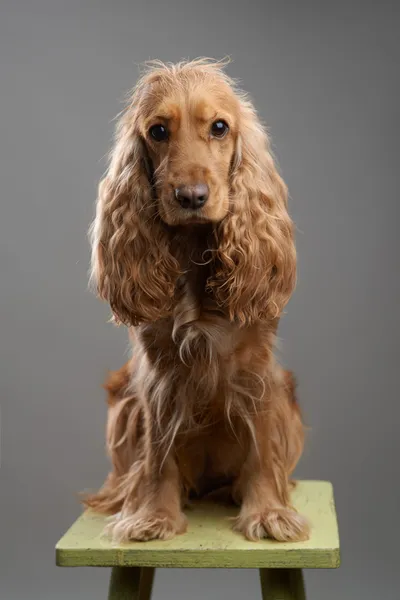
210;97;296;326
89;104;181;326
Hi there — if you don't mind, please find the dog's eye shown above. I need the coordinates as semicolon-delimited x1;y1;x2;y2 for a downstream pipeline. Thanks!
149;124;169;142
211;120;229;138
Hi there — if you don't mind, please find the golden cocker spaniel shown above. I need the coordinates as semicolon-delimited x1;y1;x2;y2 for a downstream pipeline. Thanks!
85;59;309;543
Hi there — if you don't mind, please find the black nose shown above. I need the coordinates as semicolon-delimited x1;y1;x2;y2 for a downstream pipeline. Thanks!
174;184;209;210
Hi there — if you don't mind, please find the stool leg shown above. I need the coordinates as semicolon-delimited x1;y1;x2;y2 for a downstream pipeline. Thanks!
259;569;306;600
138;568;155;600
108;567;155;600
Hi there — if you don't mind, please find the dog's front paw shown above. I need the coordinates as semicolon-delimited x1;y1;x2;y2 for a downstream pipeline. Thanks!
235;508;310;542
106;509;187;542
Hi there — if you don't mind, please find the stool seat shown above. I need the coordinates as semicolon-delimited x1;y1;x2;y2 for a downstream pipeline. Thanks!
56;480;340;570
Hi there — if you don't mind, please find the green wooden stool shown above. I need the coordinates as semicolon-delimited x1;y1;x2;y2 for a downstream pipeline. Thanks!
56;480;340;599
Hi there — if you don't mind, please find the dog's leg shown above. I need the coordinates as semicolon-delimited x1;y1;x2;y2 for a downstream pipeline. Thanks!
105;384;187;542
84;362;187;541
234;371;310;542
83;362;140;514
107;447;187;542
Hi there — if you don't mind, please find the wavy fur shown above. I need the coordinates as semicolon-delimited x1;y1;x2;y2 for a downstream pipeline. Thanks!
84;59;309;544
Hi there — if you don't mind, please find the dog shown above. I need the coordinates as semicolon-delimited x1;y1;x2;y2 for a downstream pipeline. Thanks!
84;59;309;543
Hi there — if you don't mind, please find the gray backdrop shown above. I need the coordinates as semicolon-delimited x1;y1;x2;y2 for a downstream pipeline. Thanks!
1;1;399;599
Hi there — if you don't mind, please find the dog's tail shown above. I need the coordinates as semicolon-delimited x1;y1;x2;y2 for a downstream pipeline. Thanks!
283;369;305;488
104;360;133;406
284;369;300;410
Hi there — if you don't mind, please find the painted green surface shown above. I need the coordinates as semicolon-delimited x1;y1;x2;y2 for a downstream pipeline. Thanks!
56;481;340;569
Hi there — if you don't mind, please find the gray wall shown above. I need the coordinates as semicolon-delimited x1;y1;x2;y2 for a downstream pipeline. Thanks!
1;1;399;599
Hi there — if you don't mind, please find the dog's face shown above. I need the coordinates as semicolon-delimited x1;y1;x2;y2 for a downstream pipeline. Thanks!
92;60;296;327
137;75;240;225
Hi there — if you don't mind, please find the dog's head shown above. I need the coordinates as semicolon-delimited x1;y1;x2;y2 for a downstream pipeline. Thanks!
134;61;240;225
90;59;296;326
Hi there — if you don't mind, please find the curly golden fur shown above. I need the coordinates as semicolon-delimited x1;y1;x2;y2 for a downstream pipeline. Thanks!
85;59;309;543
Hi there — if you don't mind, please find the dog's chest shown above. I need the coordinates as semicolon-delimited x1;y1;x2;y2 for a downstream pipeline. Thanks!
138;301;237;399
